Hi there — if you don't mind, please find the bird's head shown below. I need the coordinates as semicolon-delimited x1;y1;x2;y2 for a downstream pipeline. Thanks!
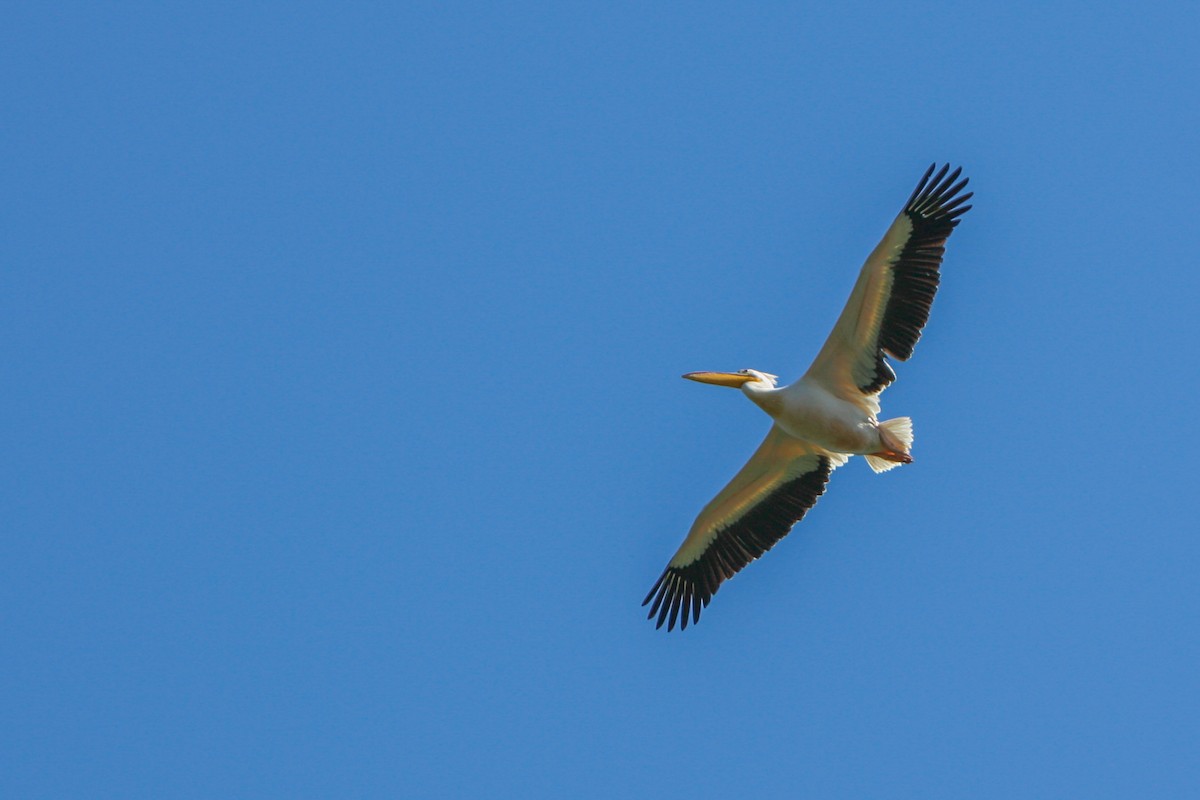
682;369;779;390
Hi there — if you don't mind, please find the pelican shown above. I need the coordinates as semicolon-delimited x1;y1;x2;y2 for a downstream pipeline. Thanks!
643;164;972;631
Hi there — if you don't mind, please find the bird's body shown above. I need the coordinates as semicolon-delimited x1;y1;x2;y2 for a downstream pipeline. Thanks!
644;164;972;630
746;376;885;455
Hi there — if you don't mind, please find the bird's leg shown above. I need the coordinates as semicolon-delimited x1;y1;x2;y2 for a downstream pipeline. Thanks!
871;425;913;464
868;449;913;464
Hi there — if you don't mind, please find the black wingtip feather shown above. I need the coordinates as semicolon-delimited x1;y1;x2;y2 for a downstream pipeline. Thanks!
655;580;672;628
667;585;684;631
642;571;666;608
904;163;937;207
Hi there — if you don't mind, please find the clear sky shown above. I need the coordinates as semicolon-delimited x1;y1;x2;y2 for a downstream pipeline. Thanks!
4;3;1199;797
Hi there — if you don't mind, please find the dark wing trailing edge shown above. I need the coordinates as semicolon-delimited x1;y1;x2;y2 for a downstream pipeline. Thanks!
805;163;972;400
642;443;836;631
861;163;973;391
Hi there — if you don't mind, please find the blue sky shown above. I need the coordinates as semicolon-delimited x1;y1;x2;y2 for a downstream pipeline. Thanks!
4;2;1199;797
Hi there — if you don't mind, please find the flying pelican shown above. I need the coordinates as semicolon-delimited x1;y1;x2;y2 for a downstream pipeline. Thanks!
643;164;972;631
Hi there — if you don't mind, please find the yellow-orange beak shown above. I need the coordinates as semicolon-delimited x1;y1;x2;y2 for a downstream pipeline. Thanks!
682;371;756;388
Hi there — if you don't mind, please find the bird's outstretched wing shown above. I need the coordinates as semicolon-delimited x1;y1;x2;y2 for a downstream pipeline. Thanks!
804;164;972;410
643;427;847;630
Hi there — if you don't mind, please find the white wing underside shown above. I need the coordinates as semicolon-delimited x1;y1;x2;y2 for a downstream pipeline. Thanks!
672;426;846;567
803;164;972;414
802;214;913;417
643;425;848;629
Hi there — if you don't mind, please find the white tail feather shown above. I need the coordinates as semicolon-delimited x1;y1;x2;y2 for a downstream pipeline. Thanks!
880;416;913;450
864;417;914;474
864;454;902;473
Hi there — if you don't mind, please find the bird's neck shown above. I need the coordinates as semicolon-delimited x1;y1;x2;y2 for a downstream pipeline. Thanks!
742;382;784;418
